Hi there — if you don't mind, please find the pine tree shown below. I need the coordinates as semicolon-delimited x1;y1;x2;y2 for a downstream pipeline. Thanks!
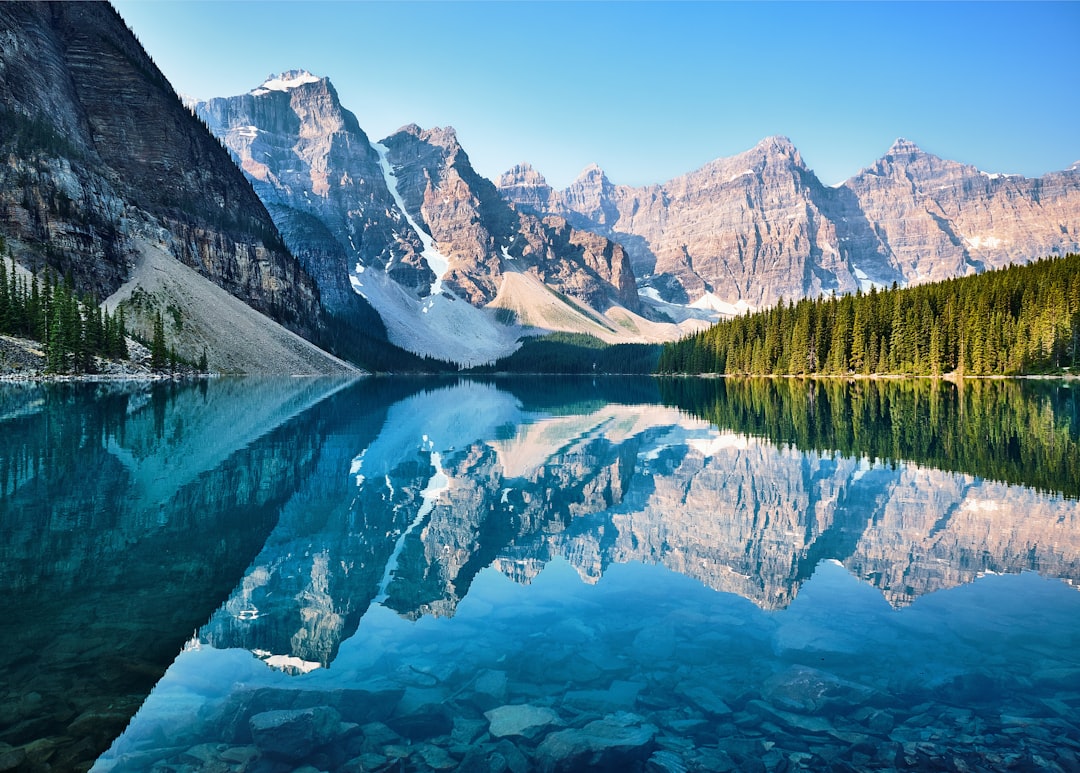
151;311;167;370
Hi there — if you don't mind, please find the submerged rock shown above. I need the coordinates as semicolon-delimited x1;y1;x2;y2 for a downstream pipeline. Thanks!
248;706;342;759
485;704;560;739
536;712;657;771
763;664;876;713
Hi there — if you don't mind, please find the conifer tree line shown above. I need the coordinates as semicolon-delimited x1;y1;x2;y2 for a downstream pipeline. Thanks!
658;253;1080;376
658;377;1080;500
0;248;129;373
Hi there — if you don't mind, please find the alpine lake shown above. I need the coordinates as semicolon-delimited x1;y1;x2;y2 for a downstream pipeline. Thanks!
2;376;1079;773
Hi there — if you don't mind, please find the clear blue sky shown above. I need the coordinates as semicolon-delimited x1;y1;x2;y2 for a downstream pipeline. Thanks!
112;1;1079;189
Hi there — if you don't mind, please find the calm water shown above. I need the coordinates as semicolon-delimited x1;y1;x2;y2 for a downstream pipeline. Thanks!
1;377;1079;772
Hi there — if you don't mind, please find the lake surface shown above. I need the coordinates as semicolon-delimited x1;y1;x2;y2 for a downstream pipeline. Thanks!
1;377;1079;772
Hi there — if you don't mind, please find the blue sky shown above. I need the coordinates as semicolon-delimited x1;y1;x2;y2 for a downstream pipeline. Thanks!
112;1;1079;189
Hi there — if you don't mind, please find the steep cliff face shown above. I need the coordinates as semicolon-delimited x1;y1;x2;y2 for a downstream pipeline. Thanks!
379;123;513;305
843;139;1080;283
500;138;1080;312
196;74;430;312
0;3;346;372
197;76;669;364
382;124;642;313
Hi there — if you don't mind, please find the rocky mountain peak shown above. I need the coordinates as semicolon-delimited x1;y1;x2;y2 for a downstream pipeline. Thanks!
502;133;1080;314
499;162;548;188
574;162;609;184
882;137;931;164
397;123;460;151
758;135;797;155
496;163;556;214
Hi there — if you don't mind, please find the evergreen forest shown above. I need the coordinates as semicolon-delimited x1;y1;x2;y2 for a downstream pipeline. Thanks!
659;377;1080;500
0;250;129;374
657;254;1080;376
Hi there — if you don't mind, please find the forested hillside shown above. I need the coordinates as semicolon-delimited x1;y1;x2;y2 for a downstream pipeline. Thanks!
0;249;129;374
658;254;1080;376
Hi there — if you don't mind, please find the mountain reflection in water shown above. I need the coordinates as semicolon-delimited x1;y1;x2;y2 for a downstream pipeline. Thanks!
2;377;1079;771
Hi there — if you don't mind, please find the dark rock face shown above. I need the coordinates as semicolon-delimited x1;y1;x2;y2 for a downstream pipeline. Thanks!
499;137;1080;309
0;2;324;340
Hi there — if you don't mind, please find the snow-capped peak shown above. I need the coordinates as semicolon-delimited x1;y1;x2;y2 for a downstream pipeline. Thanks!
251;70;321;95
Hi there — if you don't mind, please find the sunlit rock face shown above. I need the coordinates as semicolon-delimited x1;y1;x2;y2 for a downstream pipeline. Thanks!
197;381;1080;672
376;122;642;312
195;79;642;365
499;138;1080;310
195;73;419;326
843;139;1080;284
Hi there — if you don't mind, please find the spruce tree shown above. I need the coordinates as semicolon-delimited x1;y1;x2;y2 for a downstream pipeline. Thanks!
151;311;167;370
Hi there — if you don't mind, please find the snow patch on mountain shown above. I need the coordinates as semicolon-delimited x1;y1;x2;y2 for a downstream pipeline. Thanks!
348;263;520;367
689;292;754;317
373;142;449;296
965;234;1005;250
251;70;321;96
979;170;1019;181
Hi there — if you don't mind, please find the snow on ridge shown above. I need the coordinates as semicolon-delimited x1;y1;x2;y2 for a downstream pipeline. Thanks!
979;170;1019;181
965;234;1004;250
252;70;321;94
851;265;887;293
689;292;753;317
373;142;449;296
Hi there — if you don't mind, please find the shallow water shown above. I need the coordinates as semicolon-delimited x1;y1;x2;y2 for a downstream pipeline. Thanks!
2;377;1079;771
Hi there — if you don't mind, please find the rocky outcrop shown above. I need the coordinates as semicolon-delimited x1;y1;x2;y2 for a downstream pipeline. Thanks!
379;123;642;313
500;137;1080;311
0;3;327;362
380;123;513;305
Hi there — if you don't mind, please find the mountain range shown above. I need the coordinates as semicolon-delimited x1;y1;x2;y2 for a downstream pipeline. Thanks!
193;73;687;366
1;2;1077;372
498;137;1080;314
0;3;353;374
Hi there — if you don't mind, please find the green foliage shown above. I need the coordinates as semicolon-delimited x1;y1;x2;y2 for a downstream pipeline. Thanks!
659;377;1080;500
468;333;661;375
0;255;129;373
658;254;1080;376
150;311;167;370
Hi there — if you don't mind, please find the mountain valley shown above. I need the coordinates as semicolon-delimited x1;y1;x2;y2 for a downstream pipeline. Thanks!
0;2;1076;373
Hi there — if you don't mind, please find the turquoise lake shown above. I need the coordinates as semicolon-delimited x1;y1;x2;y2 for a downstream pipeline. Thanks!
1;377;1078;772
